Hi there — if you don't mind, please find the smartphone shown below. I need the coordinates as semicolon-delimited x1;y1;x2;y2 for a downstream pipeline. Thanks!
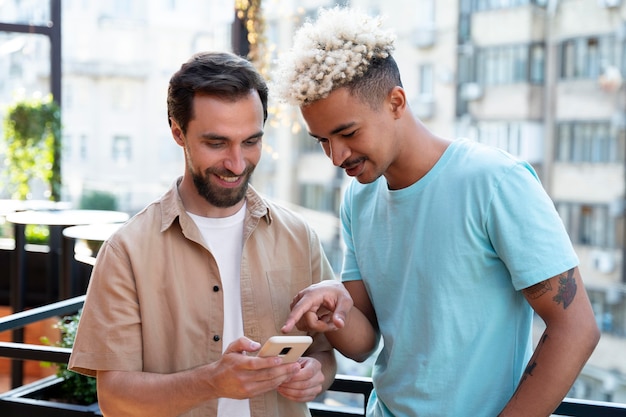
257;335;313;363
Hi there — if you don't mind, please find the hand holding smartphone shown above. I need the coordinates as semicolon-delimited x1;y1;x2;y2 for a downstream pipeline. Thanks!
257;335;312;363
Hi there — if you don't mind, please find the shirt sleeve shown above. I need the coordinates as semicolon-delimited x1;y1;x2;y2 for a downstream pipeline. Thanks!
339;182;363;283
68;239;143;377
486;160;579;290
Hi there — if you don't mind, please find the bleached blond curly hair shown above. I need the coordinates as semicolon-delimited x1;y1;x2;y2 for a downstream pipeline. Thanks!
273;7;396;107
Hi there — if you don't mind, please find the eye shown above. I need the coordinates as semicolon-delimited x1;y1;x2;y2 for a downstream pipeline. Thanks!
315;137;329;144
206;141;226;149
341;130;356;138
244;137;262;146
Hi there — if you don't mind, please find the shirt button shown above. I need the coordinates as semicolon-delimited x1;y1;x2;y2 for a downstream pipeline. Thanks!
213;285;220;292
213;335;220;342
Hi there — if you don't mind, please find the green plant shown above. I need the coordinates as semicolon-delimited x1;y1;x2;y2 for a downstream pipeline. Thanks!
79;190;118;211
42;311;97;405
2;95;62;201
24;224;50;245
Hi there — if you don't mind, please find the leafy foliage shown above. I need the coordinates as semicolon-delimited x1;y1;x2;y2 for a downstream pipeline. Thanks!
2;95;62;200
80;190;118;211
42;312;97;405
24;224;50;244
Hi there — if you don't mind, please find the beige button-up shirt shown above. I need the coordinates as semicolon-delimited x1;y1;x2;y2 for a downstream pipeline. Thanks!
69;180;335;417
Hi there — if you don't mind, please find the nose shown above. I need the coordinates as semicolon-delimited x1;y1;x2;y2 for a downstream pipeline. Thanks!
223;145;246;175
328;139;349;167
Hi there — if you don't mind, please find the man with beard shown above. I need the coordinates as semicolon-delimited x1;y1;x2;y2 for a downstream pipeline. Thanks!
68;51;337;417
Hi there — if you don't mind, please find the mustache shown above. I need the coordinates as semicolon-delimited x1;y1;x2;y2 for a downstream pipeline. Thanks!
340;157;367;170
207;165;254;178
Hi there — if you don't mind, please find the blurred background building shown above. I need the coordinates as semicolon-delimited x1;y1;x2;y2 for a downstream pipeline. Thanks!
1;0;625;403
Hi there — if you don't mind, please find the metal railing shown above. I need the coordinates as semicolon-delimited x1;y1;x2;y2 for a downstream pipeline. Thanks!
1;297;626;417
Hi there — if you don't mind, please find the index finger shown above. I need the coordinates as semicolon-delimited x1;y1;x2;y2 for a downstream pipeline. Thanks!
282;293;352;334
281;293;320;333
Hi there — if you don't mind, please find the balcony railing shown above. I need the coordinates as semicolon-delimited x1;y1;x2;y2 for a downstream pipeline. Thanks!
1;297;626;417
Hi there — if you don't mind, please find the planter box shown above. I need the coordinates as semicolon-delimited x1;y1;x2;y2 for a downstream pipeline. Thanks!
0;375;101;416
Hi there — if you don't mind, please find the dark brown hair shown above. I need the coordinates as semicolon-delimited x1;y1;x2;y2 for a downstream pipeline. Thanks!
167;52;268;133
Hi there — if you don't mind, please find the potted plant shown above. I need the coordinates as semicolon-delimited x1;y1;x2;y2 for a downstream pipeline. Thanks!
0;312;100;416
2;94;62;201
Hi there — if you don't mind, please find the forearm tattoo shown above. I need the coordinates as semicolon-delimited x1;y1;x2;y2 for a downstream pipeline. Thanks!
511;334;549;401
522;268;577;309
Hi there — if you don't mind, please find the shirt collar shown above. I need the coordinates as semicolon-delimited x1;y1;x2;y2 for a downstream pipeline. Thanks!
159;177;272;233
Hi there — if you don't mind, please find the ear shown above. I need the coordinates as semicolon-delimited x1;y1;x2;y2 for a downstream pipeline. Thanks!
388;86;407;118
170;118;185;146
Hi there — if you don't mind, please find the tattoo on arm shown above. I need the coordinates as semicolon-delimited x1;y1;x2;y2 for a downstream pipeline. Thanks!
522;268;577;310
552;268;577;309
523;280;552;300
513;334;549;398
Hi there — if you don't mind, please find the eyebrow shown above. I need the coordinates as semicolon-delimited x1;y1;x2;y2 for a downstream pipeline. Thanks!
200;130;264;141
309;122;357;139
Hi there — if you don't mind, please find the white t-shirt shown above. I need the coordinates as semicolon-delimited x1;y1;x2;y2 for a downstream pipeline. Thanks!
188;203;249;417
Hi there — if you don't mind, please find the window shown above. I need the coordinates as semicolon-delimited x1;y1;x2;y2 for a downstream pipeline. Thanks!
475;43;544;85
299;183;336;213
555;121;624;163
111;82;134;111
419;64;434;96
560;36;616;80
63;134;72;158
112;135;132;165
529;44;545;83
458;0;472;43
469;121;524;156
472;0;547;12
80;135;88;161
417;0;435;26
556;202;615;248
416;0;435;38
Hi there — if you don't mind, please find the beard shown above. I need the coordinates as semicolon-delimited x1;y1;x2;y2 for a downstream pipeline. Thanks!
191;166;254;208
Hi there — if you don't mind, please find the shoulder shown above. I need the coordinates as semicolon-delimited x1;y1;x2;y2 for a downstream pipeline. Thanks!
454;139;525;170
264;198;314;231
449;139;540;187
105;195;171;251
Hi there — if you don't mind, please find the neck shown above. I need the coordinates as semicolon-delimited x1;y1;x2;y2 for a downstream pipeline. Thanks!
386;120;450;190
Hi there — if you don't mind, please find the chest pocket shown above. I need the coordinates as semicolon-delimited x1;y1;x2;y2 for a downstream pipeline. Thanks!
266;267;311;330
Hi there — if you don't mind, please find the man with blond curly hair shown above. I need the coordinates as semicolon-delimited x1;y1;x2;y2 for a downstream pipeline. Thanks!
277;7;599;417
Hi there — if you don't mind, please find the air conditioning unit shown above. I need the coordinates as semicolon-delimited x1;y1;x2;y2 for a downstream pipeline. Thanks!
598;0;621;8
590;250;616;274
460;83;483;101
414;27;436;49
413;95;435;120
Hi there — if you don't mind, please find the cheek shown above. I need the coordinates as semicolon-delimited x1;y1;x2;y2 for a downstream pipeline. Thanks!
246;144;263;164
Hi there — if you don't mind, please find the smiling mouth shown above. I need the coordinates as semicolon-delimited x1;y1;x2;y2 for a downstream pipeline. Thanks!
218;175;240;183
341;158;366;176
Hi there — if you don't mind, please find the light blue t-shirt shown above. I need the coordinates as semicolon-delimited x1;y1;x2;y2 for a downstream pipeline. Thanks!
340;139;578;417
